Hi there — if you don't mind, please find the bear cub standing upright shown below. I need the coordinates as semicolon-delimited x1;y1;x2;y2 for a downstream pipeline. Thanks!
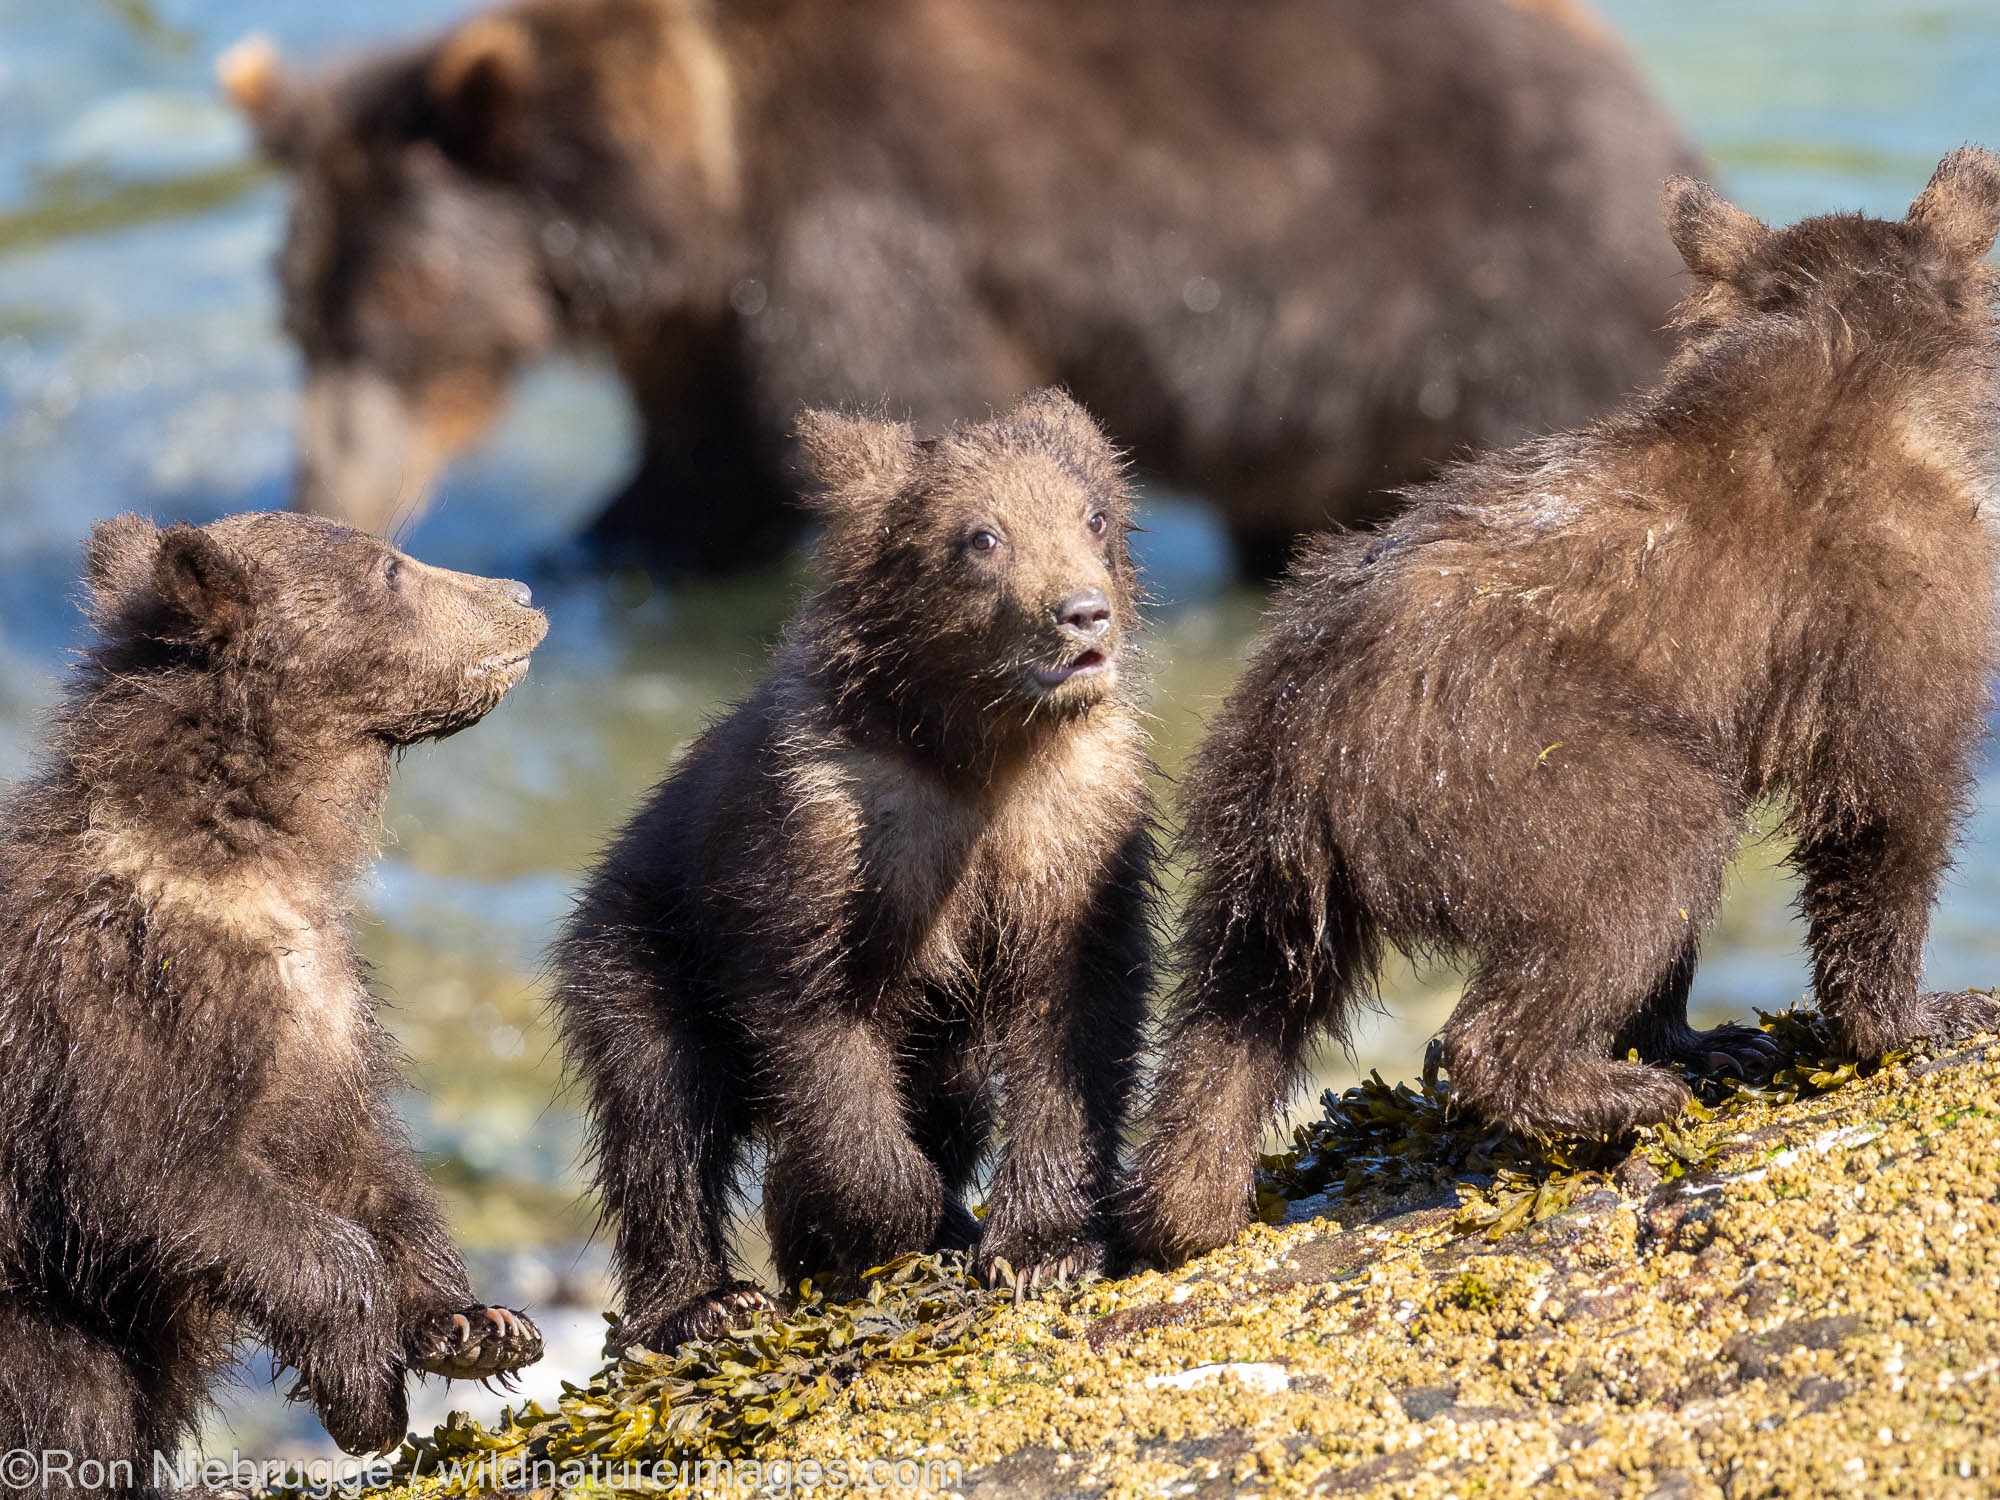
0;513;546;1487
557;390;1154;1351
1127;149;2000;1263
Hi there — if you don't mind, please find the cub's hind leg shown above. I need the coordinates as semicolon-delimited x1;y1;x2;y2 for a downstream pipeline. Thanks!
0;1299;160;1499
1125;874;1367;1266
1443;922;1700;1139
1793;801;1997;1058
1439;724;1741;1137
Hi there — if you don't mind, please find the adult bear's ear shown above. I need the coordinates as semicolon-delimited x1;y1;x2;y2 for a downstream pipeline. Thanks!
84;514;162;618
217;35;307;165
1663;175;1771;284
429;15;539;164
1908;147;2000;261
153;527;256;646
796;409;919;516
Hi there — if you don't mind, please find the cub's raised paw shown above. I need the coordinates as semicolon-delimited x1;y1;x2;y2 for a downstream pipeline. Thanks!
975;1236;1109;1296
1915;989;2000;1048
408;1306;543;1381
619;1283;779;1354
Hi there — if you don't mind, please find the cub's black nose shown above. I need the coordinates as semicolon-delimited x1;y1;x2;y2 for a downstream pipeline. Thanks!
504;579;533;607
1055;589;1111;641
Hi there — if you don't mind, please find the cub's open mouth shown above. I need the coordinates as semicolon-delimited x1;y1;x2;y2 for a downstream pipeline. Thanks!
1033;649;1109;689
476;652;535;677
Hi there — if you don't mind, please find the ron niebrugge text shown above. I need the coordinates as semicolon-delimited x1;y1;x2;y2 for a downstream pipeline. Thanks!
1;1449;965;1495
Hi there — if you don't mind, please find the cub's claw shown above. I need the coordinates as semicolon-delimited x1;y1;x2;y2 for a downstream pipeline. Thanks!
1666;1022;1782;1081
408;1305;543;1380
975;1237;1108;1298
619;1282;780;1353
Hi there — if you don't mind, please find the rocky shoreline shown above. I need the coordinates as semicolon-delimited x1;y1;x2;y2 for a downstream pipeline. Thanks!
382;1021;2000;1499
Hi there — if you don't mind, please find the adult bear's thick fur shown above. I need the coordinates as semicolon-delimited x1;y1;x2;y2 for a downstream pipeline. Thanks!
224;0;1694;573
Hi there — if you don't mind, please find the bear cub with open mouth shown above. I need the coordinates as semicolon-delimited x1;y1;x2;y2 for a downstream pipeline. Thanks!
1128;149;2000;1263
557;389;1155;1351
0;513;547;1483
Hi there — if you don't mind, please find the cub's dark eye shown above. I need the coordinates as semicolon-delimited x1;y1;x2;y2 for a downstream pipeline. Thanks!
968;529;1001;554
1087;512;1109;537
382;556;405;590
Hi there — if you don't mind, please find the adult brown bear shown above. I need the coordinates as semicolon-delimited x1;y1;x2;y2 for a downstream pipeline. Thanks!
222;0;1695;573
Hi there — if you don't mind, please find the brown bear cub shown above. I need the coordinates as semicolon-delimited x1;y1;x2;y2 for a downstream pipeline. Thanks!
1126;150;2000;1264
0;513;546;1483
556;390;1154;1351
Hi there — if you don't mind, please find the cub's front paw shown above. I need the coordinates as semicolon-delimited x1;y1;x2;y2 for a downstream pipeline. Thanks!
1114;1171;1251;1268
1914;989;2000;1048
408;1306;543;1380
1120;1176;1240;1272
974;1231;1109;1294
617;1282;779;1354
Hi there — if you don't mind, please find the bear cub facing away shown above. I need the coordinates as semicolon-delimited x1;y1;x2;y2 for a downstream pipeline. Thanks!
557;390;1154;1351
1127;149;2000;1263
0;513;546;1485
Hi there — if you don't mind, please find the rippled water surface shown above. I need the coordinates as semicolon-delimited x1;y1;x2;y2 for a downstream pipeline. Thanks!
1;0;1997;1455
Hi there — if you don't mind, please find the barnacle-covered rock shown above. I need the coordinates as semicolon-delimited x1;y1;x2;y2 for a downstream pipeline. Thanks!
358;1007;2000;1498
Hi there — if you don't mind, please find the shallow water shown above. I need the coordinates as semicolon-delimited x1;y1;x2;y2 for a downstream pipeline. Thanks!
1;0;1998;1457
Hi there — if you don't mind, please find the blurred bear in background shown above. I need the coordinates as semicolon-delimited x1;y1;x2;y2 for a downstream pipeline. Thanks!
0;514;546;1482
222;0;1696;574
555;391;1154;1352
1124;150;2000;1264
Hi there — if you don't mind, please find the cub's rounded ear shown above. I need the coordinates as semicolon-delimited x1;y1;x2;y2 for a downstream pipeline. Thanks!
1012;386;1111;452
217;34;306;165
153;527;256;645
1907;147;2000;261
1663;175;1771;283
429;16;538;163
795;409;919;512
84;514;161;615
1011;387;1090;425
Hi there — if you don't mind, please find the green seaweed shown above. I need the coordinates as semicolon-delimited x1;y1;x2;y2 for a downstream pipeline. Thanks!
384;1252;1004;1493
1254;1004;1911;1239
1252;1058;1631;1233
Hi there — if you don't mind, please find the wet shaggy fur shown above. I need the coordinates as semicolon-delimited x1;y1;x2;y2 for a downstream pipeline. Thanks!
224;0;1693;572
1125;150;2000;1264
0;513;547;1491
555;390;1154;1351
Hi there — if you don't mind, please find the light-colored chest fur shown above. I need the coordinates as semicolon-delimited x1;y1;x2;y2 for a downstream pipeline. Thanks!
789;713;1145;990
88;828;366;1063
